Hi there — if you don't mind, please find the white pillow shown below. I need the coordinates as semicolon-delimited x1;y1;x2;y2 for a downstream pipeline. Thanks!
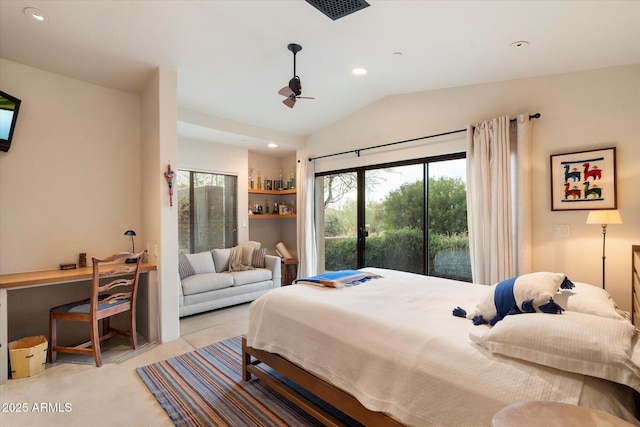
554;281;627;320
469;311;640;392
184;251;216;274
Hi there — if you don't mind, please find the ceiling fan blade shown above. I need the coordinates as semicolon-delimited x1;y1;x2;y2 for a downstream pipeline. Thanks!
283;97;296;108
297;96;315;100
278;86;294;97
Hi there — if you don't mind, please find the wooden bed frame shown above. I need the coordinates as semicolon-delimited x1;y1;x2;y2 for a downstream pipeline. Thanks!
241;336;405;427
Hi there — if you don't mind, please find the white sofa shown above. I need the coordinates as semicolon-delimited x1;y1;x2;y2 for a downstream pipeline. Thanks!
178;246;281;317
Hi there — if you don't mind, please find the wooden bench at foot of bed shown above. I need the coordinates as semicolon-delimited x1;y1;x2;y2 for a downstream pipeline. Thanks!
242;336;405;427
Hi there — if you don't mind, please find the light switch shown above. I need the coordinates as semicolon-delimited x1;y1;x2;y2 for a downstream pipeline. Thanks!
554;225;570;237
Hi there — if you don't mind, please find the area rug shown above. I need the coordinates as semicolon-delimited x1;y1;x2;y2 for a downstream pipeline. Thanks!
136;336;362;427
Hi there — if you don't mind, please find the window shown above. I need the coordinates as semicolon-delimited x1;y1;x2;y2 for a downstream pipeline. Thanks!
316;154;471;281
177;170;237;254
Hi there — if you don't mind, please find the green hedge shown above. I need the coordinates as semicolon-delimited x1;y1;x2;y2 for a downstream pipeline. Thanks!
324;228;470;280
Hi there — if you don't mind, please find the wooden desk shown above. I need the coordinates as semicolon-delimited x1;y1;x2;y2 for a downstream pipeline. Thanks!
0;263;157;289
0;263;157;384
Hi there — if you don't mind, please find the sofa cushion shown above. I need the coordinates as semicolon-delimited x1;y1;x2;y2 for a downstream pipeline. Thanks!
180;272;233;296
230;269;272;286
178;253;196;280
185;251;216;274
252;247;267;268
212;248;231;273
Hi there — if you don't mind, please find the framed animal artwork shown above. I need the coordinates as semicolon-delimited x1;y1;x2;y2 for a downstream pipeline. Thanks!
550;147;617;211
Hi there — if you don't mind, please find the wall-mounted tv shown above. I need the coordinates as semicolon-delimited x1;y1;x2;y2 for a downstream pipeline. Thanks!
0;90;22;152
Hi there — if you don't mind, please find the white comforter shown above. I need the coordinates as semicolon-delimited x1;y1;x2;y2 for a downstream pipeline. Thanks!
247;268;635;426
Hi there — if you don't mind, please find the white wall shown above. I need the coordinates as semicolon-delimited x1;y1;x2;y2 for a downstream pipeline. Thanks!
305;65;640;312
0;59;180;344
0;59;141;272
141;68;180;343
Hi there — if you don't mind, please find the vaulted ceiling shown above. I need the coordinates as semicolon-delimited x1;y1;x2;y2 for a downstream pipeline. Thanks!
1;1;638;155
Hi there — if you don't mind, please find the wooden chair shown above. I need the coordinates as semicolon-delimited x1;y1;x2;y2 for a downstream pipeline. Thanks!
48;251;143;367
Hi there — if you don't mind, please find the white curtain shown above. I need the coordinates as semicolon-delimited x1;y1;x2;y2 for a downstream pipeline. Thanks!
466;114;532;285
296;158;318;278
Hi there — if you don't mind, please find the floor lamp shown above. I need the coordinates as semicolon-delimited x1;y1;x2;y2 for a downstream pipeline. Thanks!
586;210;622;290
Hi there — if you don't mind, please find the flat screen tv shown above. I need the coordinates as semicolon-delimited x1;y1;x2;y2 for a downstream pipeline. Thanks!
0;90;22;152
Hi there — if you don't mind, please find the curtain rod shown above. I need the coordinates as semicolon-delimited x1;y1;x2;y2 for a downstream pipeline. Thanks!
308;113;541;162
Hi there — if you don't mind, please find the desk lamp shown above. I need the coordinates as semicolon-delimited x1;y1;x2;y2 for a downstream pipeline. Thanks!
124;230;137;263
586;210;622;289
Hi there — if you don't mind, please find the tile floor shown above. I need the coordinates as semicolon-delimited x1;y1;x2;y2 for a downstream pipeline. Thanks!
0;303;251;427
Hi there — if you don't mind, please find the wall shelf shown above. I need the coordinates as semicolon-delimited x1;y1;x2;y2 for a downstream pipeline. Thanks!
249;188;296;219
249;188;296;195
249;214;296;219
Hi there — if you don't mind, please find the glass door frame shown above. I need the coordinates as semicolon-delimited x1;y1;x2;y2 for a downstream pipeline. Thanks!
316;152;465;274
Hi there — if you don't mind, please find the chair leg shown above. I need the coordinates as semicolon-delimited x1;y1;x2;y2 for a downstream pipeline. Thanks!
90;319;103;367
48;314;57;363
130;310;138;350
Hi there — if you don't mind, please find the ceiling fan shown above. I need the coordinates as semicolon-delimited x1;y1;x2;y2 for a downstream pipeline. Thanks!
278;43;315;108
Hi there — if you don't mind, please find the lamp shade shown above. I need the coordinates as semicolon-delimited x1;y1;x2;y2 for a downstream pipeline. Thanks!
586;210;622;225
124;230;136;236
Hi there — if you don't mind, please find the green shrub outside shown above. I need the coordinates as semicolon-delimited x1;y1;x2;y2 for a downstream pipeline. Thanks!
325;228;469;278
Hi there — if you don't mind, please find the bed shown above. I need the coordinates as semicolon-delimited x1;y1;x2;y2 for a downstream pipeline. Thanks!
243;268;640;426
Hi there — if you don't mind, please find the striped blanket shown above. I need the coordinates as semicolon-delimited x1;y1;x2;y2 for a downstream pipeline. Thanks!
293;270;382;288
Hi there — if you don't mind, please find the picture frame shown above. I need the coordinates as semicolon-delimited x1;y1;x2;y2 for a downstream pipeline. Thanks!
264;179;272;191
550;147;617;211
279;205;291;215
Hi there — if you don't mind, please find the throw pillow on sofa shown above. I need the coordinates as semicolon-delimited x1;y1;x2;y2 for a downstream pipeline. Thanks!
252;247;267;268
241;241;261;265
178;253;195;280
185;251;216;274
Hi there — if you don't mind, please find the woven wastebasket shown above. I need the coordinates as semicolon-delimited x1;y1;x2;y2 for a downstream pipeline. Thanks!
9;335;48;379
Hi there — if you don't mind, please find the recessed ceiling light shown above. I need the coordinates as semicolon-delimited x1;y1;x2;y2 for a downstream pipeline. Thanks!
510;40;529;49
352;67;367;76
267;143;278;148
23;7;48;22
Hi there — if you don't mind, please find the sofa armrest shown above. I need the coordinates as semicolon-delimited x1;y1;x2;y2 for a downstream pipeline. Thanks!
178;277;184;307
264;255;281;286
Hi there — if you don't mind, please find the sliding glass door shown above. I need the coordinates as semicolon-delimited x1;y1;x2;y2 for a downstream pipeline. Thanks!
317;154;471;281
177;170;238;254
427;158;471;280
319;171;358;270
363;164;424;273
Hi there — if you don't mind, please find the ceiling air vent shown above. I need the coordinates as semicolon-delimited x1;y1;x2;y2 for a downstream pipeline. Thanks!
305;0;370;21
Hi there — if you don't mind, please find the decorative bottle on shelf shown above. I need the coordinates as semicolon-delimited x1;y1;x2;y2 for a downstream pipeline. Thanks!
257;172;262;190
274;202;279;214
289;168;295;189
